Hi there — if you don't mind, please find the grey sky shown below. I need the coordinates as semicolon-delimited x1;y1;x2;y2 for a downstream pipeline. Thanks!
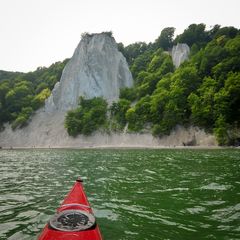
0;0;239;72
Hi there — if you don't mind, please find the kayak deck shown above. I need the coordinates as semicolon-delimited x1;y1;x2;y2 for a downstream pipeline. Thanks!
38;178;102;240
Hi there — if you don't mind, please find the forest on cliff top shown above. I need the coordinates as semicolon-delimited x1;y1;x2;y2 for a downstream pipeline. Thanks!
0;24;240;145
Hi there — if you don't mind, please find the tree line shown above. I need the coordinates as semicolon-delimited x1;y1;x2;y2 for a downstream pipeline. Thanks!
0;24;239;145
66;24;240;145
0;60;68;129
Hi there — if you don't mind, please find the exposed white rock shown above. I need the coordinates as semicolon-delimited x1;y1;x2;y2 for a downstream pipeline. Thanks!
0;34;217;148
45;33;133;112
171;43;190;68
0;114;217;148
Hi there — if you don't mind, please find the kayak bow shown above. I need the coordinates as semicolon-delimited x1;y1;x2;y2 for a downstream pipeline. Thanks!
38;177;102;240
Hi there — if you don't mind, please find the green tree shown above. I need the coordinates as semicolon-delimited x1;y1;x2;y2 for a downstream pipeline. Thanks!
213;115;230;145
131;50;154;78
64;109;83;137
128;96;152;131
154;27;175;50
214;26;238;39
119;42;148;65
31;88;51;110
147;49;166;72
110;99;131;129
199;40;228;76
0;81;10;104
175;23;208;47
224;72;240;122
11;107;33;130
188;77;217;127
119;87;137;101
5;84;33;113
64;97;108;136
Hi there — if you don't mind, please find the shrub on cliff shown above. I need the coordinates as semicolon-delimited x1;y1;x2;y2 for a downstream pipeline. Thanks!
110;99;131;130
11;107;33;130
64;97;108;136
117;25;240;145
0;60;67;128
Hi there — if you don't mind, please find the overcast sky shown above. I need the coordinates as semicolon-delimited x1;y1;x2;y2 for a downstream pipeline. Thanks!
0;0;239;72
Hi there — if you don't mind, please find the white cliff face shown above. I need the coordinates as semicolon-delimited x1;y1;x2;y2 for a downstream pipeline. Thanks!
45;33;133;112
171;43;190;68
0;35;217;148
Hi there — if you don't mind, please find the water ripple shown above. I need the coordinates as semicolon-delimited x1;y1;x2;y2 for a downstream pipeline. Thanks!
0;149;239;239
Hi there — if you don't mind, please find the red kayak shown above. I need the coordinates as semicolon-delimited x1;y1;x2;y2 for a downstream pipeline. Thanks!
38;177;103;240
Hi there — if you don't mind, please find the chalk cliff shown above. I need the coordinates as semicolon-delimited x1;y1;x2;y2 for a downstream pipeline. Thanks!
171;43;190;68
45;33;133;112
0;34;216;148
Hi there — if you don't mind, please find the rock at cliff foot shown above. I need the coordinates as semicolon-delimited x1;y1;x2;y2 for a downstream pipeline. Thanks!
0;34;216;148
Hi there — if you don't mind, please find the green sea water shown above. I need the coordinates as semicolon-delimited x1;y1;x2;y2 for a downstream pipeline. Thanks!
0;149;239;240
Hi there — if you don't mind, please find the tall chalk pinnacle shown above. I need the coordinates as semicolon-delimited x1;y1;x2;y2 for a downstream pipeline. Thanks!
45;33;133;112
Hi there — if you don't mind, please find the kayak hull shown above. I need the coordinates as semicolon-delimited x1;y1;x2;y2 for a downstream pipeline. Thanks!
38;178;102;240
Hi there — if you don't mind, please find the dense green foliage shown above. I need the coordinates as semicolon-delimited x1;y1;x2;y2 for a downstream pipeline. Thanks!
154;27;175;50
1;24;240;145
0;60;68;129
0;70;23;83
64;97;108;136
115;24;240;145
109;99;131;131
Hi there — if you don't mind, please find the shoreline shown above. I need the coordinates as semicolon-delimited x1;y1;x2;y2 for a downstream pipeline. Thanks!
0;121;225;150
1;145;236;150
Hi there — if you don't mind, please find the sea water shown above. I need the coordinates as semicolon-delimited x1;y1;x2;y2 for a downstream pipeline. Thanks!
0;149;239;239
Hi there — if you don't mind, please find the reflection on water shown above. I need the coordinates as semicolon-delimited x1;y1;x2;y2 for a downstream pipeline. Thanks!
0;149;239;240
